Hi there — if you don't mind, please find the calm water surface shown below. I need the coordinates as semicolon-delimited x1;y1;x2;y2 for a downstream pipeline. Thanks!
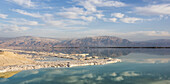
0;48;170;84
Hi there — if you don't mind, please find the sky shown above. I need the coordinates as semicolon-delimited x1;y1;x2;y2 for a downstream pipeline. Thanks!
0;0;170;41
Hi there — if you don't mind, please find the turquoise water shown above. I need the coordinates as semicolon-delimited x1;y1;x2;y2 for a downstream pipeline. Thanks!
0;49;170;84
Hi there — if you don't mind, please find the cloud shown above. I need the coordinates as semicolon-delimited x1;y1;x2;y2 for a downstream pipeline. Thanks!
62;0;127;22
0;23;29;32
96;14;104;19
12;9;42;18
124;58;170;64
94;0;126;7
0;14;8;19
12;9;87;29
82;29;170;37
61;27;87;30
65;20;88;25
96;76;103;80
111;13;124;18
72;0;126;19
120;17;143;23
44;19;88;29
57;7;86;19
81;16;96;21
7;18;39;26
57;7;96;22
81;73;94;78
76;0;126;11
143;0;170;4
105;13;144;23
109;18;117;22
112;31;170;41
121;55;170;64
6;0;36;8
57;12;79;19
121;71;140;77
120;31;170;37
76;0;97;13
48;20;86;26
45;20;66;27
12;9;54;22
135;4;170;16
113;76;124;81
110;72;117;77
67;29;170;40
63;7;86;15
111;71;140;82
41;29;170;40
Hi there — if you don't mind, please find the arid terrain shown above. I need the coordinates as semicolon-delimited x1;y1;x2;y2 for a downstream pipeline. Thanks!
0;51;34;67
1;36;170;48
0;48;121;74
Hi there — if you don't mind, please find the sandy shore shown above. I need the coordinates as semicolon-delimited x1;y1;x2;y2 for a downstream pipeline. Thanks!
0;48;121;73
0;51;34;67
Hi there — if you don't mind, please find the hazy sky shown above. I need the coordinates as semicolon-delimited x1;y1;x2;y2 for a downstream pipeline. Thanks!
0;0;170;41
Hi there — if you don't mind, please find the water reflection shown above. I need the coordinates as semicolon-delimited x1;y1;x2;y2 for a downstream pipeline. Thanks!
120;53;170;63
0;61;170;84
23;48;170;58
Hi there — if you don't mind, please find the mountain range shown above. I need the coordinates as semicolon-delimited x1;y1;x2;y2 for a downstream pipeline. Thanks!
0;36;170;48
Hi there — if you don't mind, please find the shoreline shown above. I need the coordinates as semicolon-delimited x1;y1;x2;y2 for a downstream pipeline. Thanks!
52;47;170;49
0;48;121;73
0;59;121;72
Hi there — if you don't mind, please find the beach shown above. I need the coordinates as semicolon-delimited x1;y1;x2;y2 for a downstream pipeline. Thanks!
0;48;121;73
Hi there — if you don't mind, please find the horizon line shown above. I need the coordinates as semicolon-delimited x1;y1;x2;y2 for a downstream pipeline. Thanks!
52;47;170;49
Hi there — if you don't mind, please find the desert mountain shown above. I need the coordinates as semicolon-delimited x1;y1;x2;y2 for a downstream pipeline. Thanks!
0;36;170;48
135;39;170;47
57;36;132;47
0;36;60;47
